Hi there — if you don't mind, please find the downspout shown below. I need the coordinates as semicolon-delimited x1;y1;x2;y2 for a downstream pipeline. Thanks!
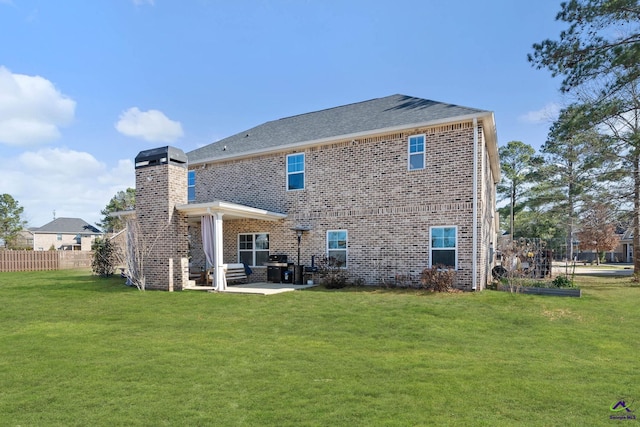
472;118;478;290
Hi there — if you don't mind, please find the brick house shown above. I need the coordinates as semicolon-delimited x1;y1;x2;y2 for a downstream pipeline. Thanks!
25;217;103;251
131;94;500;291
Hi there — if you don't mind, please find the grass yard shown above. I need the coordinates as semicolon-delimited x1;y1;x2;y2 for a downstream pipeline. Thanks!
0;270;639;426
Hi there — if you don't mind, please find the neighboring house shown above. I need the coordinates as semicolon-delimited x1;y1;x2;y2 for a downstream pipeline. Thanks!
11;230;34;249
614;228;634;263
29;218;103;251
128;94;500;291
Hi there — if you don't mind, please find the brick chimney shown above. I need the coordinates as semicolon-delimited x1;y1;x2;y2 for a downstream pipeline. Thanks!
134;146;189;290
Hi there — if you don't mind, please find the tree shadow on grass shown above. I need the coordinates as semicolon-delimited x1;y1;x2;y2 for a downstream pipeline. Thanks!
303;285;379;293
303;285;451;296
44;274;137;293
577;275;639;292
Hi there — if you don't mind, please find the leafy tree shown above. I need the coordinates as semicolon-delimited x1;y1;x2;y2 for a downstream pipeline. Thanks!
532;104;616;260
530;0;640;274
588;88;640;274
497;141;543;237
98;188;135;233
512;208;565;242
528;0;640;96
577;203;621;264
0;194;27;249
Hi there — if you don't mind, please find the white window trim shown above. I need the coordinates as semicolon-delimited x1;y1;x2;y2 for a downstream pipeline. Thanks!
286;153;305;191
408;134;426;171
429;225;458;270
326;229;348;268
238;232;270;267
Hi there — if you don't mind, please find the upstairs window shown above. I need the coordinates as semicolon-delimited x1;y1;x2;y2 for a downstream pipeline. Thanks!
187;170;196;202
408;135;425;170
430;226;457;269
287;153;305;190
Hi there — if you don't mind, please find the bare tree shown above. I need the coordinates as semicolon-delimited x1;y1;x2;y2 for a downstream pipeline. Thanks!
115;216;169;291
577;203;621;265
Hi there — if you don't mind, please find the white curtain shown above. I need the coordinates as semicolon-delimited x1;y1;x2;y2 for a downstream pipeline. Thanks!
201;215;215;269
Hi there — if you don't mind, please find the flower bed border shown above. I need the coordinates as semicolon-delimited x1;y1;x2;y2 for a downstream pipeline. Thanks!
497;285;581;297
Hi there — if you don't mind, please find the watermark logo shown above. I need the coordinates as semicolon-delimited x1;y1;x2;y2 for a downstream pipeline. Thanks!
610;399;636;421
611;401;633;413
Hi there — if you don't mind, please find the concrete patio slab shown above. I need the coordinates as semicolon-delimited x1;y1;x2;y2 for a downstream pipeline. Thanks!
219;282;315;295
181;282;316;295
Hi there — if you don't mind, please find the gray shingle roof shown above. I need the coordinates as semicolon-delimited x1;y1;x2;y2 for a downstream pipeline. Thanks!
187;94;488;163
33;217;102;234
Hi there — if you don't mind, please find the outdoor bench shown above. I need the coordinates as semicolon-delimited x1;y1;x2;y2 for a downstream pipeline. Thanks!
206;263;248;286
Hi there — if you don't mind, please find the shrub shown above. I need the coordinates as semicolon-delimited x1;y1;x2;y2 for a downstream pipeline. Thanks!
551;274;575;288
92;238;117;277
316;255;347;289
420;265;456;292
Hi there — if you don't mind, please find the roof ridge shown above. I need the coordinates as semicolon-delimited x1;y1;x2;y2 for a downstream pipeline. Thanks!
187;94;490;163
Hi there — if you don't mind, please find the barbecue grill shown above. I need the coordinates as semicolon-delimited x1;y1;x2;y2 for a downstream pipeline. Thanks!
265;254;293;283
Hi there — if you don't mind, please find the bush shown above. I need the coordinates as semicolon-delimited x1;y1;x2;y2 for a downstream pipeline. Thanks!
551;275;575;288
316;255;347;289
420;265;457;292
92;238;117;277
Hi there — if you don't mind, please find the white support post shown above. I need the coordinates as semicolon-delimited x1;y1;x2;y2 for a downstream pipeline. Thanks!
213;212;225;291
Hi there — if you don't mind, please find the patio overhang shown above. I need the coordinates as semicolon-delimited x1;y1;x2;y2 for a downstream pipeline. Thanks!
175;200;287;221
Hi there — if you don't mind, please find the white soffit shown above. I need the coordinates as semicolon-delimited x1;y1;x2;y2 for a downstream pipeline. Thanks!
176;200;287;221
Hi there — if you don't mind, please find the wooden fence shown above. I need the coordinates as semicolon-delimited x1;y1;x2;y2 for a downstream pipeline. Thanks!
0;250;94;272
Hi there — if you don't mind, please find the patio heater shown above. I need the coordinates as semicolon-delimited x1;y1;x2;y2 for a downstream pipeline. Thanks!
291;226;311;284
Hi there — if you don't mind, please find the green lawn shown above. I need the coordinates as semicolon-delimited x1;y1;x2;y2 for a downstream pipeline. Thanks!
0;270;638;426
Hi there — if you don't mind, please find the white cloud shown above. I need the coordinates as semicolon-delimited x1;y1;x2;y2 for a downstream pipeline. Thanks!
115;107;184;142
0;66;76;146
519;102;561;125
0;148;134;228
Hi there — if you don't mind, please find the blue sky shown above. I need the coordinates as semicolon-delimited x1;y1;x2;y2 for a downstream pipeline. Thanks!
1;0;566;228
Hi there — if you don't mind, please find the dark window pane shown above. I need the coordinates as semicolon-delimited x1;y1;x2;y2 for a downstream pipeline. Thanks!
239;235;253;250
255;251;269;266
432;250;455;268
239;251;253;266
288;172;304;190
328;250;346;267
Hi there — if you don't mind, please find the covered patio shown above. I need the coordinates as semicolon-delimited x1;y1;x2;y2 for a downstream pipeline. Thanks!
176;200;287;292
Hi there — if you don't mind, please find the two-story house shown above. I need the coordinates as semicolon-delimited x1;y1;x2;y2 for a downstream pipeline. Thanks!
25;217;103;251
131;94;500;291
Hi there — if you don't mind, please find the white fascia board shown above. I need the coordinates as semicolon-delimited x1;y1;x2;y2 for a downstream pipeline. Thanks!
479;112;501;184
176;200;287;221
189;112;497;167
